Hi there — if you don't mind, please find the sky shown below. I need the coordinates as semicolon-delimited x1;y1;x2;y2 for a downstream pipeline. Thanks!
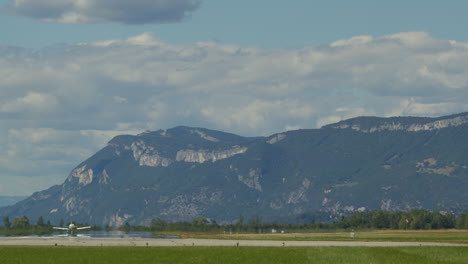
1;0;468;196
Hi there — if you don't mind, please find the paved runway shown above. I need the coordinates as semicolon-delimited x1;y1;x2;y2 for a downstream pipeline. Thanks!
1;237;467;247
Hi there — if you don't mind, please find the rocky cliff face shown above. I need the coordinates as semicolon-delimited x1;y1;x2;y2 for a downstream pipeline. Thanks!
175;146;248;163
131;141;173;167
1;114;467;226
325;112;468;132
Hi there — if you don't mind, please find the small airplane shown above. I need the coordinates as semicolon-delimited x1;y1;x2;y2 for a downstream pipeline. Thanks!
53;223;92;237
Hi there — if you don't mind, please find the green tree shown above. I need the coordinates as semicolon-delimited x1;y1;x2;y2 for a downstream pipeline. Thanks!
121;222;131;232
236;214;244;232
192;218;209;231
150;218;167;231
410;211;423;230
389;212;402;229
3;216;11;228
12;216;30;229
465;214;468;229
249;216;262;233
192;218;209;226
441;213;456;229
398;215;409;230
36;216;44;226
431;213;441;229
371;211;389;229
456;213;467;229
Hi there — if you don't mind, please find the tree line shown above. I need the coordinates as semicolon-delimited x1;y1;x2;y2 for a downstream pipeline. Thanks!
334;210;467;230
2;210;468;235
1;216;100;236
1;216;54;236
120;210;468;233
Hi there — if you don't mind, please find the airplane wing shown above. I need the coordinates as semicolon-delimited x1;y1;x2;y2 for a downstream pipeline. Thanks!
53;227;69;230
77;226;92;230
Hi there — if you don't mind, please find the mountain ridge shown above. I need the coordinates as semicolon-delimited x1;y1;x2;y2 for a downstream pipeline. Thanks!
322;112;468;132
1;112;467;226
0;196;28;207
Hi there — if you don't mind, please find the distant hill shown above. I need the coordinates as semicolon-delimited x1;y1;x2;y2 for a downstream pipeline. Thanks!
0;196;27;207
1;113;467;226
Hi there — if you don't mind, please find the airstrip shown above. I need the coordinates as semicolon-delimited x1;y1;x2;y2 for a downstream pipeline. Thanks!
0;237;467;247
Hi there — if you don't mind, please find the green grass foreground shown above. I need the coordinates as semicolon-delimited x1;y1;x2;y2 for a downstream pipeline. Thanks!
0;247;467;264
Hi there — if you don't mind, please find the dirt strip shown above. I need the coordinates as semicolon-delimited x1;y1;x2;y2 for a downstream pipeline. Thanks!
0;237;467;247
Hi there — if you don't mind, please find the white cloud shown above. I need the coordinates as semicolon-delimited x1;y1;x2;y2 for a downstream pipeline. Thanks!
316;116;342;128
9;128;71;143
316;108;370;128
1;126;141;195
381;31;443;48
9;0;201;24
80;129;142;147
127;32;164;46
1;31;468;195
331;35;374;47
284;125;302;131
0;92;58;113
114;96;128;104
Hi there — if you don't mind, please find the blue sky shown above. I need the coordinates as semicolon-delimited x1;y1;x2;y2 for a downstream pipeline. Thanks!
2;0;468;49
1;0;468;196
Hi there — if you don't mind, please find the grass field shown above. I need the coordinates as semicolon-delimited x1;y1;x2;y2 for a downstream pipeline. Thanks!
0;246;467;264
170;229;468;244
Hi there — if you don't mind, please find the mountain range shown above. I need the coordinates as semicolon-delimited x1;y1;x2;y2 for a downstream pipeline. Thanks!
0;196;27;207
1;112;467;226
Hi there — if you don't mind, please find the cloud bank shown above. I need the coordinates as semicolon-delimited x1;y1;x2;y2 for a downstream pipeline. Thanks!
1;31;468;195
8;0;201;24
